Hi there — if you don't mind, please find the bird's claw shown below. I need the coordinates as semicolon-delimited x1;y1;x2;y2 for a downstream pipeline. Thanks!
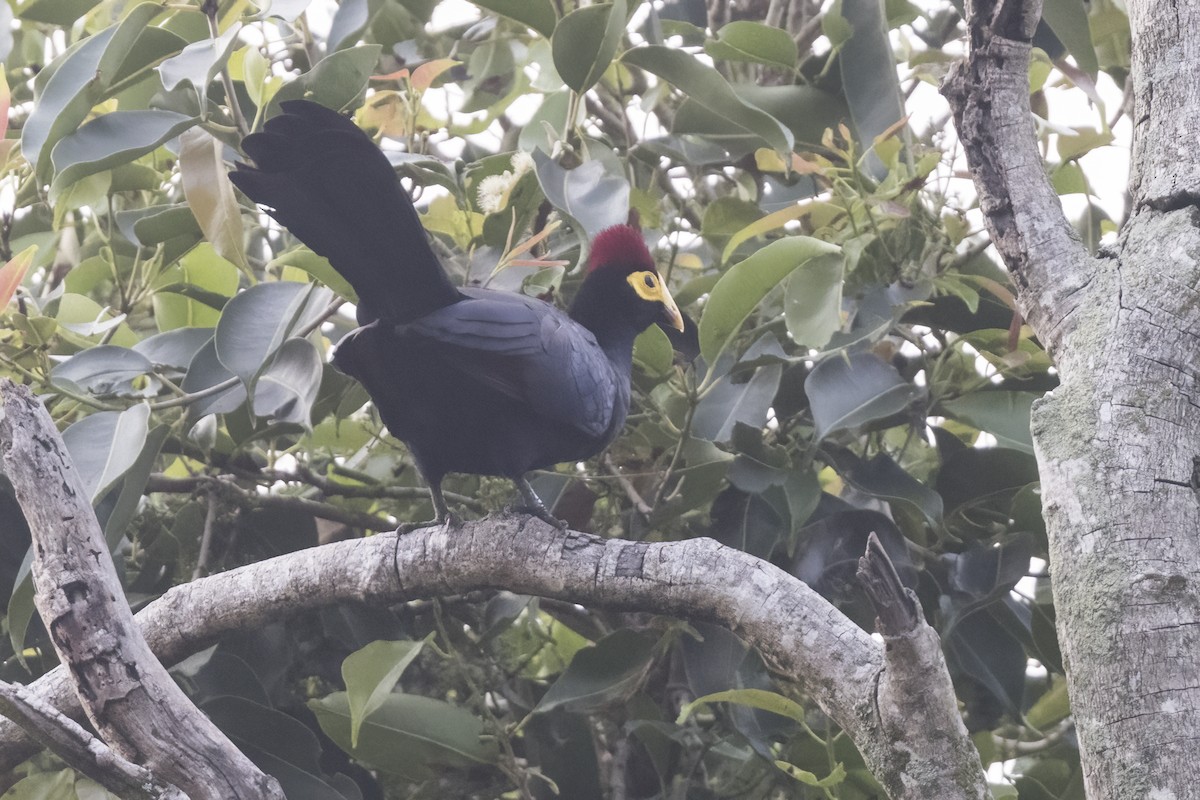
508;504;568;529
395;512;462;536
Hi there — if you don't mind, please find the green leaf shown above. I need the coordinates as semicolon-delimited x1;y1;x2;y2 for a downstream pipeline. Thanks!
775;760;847;788
50;345;155;397
269;247;358;303
941;391;1037;454
181;338;247;418
50;110;197;192
21;2;163;181
783;252;844;349
16;0;101;26
834;0;906;177
251;337;323;428
706;21;797;69
552;0;626;94
214;281;332;387
157;23;243;106
152;243;240;332
271;44;383;113
1042;0;1099;75
804;352;920;440
677;688;806;724
61;404;151;503
693;336;784;443
534;629;656;714
180;127;250;276
471;0;557;37
633;323;674;377
1026;676;1071;729
311;692;498;779
825;449;944;527
623;46;793;153
342;638;428;748
532;150;629;241
699;236;840;365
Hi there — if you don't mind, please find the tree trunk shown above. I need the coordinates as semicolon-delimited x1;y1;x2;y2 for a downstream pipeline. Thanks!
946;0;1200;795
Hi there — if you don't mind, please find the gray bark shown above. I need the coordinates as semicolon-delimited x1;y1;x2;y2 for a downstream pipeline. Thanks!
0;381;284;800
944;0;1200;796
0;519;989;799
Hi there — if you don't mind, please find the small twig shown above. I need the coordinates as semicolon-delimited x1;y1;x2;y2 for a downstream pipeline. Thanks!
193;490;222;580
603;454;652;519
202;0;250;138
145;474;397;532
0;680;184;800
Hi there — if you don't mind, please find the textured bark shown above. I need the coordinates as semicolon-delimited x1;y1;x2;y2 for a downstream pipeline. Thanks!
0;520;987;799
944;0;1200;796
0;680;183;800
0;382;284;800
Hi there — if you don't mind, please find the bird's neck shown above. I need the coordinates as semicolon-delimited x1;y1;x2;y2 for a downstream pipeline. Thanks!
568;279;640;368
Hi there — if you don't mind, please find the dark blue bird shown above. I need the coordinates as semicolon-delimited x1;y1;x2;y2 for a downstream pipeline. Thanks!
230;100;683;527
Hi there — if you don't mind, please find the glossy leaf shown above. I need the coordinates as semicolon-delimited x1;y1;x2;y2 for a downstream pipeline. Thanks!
50;345;155;397
271;45;383;113
825;449;943;527
534;629;656;714
693;336;785;442
678;688;805;724
471;0;557;37
21;2;162;181
16;0;101;25
699;236;839;365
269;248;358;304
181;338;248;418
1043;0;1099;75
157;24;242;105
0;245;35;308
132;328;215;373
833;0;905;176
532;150;630;242
51;110;197;191
311;692;498;778
61;404;151;503
804;352;920;440
623;45;793;153
180;127;250;275
941;391;1036;453
706;21;797;69
342;638;427;748
152;244;239;331
214;281;332;387
251;337;324;427
552;0;626;94
783;252;845;349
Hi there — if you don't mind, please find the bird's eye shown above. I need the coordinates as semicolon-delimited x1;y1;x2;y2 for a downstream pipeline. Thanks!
643;274;656;289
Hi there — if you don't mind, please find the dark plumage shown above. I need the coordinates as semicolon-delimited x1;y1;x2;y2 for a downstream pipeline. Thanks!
230;100;683;526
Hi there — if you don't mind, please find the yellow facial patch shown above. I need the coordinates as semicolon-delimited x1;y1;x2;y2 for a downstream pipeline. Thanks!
627;271;685;331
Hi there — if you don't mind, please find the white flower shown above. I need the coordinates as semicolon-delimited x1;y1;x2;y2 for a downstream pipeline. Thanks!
478;172;513;214
510;151;534;176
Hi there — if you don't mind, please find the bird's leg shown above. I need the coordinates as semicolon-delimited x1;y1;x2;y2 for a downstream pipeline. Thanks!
395;478;461;535
514;476;567;529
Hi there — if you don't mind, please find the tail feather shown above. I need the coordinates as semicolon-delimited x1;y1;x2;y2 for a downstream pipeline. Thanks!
230;100;460;323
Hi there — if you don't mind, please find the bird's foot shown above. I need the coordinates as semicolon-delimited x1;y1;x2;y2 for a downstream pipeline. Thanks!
395;512;462;536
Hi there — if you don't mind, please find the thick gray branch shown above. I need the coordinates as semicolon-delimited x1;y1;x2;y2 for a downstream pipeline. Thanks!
0;517;988;799
941;0;1097;355
0;680;184;800
1128;0;1200;210
0;381;283;800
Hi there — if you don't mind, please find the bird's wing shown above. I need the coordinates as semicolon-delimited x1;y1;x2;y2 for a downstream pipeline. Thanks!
230;100;461;324
406;292;617;439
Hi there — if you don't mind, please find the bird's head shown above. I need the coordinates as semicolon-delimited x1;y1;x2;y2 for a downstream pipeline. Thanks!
583;225;685;333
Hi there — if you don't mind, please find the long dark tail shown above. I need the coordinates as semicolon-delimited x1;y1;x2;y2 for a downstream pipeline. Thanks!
229;100;460;323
